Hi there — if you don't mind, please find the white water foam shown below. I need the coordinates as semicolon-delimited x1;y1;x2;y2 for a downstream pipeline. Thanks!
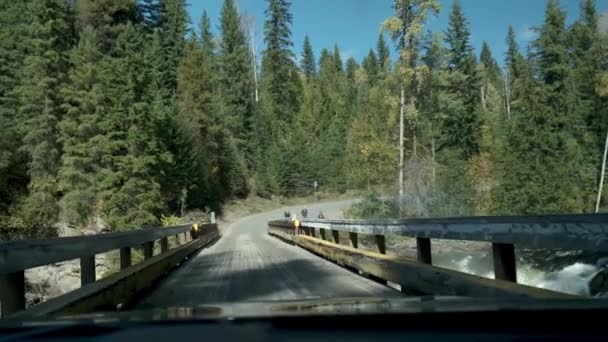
446;256;601;296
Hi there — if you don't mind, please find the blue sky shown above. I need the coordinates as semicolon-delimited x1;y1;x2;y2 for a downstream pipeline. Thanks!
189;0;608;67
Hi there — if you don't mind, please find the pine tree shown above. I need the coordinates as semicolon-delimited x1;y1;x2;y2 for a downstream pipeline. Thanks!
99;23;163;230
58;26;106;227
494;0;595;214
0;1;31;216
200;10;215;59
441;0;481;158
332;43;343;73
17;0;71;235
300;35;316;79
345;57;359;81
505;25;522;78
479;41;501;87
376;33;390;73
219;0;255;152
139;0;161;30
159;0;189;95
259;0;302;194
362;49;379;85
571;0;604;160
74;0;139;53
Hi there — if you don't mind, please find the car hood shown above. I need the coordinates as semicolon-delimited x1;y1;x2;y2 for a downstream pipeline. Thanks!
3;296;606;326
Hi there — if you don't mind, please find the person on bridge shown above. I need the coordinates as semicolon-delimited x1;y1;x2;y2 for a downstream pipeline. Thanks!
318;211;325;219
284;210;291;218
301;208;308;219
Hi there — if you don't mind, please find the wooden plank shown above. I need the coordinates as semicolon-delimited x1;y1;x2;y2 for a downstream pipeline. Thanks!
493;243;517;282
301;214;608;252
292;235;576;300
80;256;96;286
120;247;131;270
0;224;213;274
416;237;432;264
160;237;169;253
143;241;154;260
331;230;340;244
349;232;358;248
0;271;25;317
375;235;386;254
10;229;220;318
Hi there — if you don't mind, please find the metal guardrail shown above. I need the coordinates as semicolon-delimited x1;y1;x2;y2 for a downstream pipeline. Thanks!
268;214;608;298
0;222;218;317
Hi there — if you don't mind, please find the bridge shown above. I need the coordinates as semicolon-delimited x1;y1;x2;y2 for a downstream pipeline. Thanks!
1;200;607;318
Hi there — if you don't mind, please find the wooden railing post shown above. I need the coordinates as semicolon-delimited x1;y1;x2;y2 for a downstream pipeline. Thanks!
80;255;96;286
349;232;358;248
331;230;340;244
0;271;25;316
416;237;432;264
143;241;154;260
120;247;131;270
375;235;386;254
160;237;169;253
492;243;517;282
320;228;327;240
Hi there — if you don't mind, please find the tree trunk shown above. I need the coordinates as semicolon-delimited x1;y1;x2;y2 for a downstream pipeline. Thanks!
431;138;436;188
504;68;511;120
399;84;405;215
596;129;608;213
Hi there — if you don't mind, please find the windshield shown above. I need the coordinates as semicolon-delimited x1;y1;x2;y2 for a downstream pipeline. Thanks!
1;0;607;321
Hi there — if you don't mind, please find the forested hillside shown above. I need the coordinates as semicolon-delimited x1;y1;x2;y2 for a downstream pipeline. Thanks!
1;0;607;238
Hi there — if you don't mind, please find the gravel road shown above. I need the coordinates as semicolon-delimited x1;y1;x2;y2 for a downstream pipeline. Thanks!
136;200;398;308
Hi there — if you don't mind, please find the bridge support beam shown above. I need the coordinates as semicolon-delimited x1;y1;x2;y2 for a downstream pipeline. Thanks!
0;271;25;317
331;230;340;244
80;255;96;286
374;235;386;255
143;242;154;260
160;237;169;253
492;243;517;282
416;237;432;264
349;232;358;249
310;227;316;238
120;247;131;270
319;228;326;240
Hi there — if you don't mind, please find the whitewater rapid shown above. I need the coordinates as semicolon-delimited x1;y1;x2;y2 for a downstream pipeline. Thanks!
440;255;604;296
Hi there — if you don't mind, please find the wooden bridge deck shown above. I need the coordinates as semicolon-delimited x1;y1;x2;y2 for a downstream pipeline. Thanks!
135;201;398;308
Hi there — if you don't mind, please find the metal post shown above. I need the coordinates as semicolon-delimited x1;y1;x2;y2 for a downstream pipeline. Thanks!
143;241;154;260
0;271;25;316
120;247;131;270
161;237;169;253
349;232;358;248
492;243;517;282
80;255;96;286
416;237;432;264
